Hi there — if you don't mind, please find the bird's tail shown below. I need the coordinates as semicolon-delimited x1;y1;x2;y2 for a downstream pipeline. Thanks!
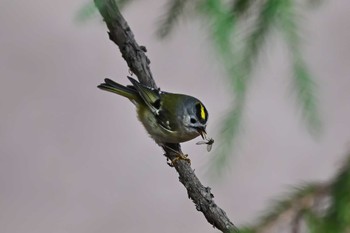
98;78;139;101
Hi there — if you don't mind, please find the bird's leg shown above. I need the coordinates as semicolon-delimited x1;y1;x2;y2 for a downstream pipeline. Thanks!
163;144;191;167
168;153;191;166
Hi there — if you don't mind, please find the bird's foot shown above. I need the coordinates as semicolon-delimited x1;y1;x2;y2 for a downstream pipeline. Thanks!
167;154;191;167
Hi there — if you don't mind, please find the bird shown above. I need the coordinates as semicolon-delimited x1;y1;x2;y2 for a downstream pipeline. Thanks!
98;77;211;163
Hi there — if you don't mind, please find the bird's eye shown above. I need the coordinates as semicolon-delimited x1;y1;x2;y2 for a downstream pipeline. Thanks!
190;118;197;124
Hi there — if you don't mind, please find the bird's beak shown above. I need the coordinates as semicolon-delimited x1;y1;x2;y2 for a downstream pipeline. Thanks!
196;127;207;140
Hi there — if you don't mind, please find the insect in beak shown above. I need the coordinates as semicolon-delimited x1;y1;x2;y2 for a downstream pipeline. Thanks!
195;127;214;152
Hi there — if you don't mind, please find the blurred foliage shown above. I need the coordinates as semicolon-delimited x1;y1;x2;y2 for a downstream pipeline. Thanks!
75;0;133;22
77;0;323;173
277;0;321;135
80;0;350;231
323;154;350;232
238;153;350;232
198;0;323;174
156;0;189;38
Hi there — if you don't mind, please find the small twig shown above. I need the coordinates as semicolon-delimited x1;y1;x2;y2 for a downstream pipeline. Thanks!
94;0;238;232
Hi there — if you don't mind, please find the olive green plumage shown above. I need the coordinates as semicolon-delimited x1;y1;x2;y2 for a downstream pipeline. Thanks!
98;77;209;145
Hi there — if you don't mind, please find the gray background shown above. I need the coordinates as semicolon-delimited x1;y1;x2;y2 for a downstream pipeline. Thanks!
1;0;349;232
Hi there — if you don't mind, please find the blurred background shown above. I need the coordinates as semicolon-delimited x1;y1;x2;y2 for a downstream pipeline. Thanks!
1;0;350;232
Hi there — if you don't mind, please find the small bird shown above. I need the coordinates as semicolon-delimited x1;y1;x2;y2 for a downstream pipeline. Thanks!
98;77;211;162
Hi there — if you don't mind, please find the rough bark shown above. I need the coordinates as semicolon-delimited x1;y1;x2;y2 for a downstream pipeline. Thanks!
93;0;238;232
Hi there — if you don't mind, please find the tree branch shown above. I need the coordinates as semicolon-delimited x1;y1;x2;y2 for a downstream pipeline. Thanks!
94;0;157;88
93;0;238;232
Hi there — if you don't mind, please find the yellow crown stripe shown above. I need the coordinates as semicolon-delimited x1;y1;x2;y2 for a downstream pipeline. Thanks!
200;103;206;120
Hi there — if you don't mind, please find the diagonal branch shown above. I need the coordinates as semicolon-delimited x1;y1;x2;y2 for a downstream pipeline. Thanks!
94;0;157;88
93;0;238;232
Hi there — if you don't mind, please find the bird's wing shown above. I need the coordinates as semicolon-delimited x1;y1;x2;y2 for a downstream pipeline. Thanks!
128;77;161;115
128;77;180;132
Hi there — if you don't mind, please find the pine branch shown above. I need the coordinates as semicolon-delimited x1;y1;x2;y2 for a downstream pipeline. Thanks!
240;152;350;232
93;0;238;232
157;0;189;38
277;0;321;135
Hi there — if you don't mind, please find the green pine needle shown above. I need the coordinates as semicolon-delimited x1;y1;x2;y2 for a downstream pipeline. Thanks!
239;183;319;231
201;0;283;174
325;155;350;231
75;1;98;22
258;184;317;227
276;0;322;136
304;209;323;233
237;227;255;233
237;154;350;232
293;58;321;135
75;0;134;23
157;0;189;38
209;104;244;176
231;0;255;16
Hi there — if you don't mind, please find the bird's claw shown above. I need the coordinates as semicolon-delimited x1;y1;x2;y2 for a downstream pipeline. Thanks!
167;154;191;167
